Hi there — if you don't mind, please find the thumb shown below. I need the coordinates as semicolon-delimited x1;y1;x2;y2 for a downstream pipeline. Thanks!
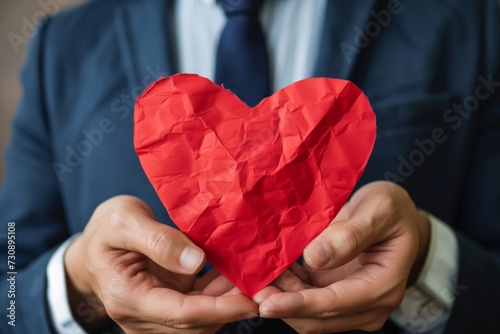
303;218;376;270
303;182;396;270
103;196;206;275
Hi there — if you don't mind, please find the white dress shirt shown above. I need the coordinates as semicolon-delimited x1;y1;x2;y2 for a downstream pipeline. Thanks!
46;1;459;333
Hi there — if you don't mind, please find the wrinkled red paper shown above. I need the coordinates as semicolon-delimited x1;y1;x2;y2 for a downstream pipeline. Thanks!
134;74;376;297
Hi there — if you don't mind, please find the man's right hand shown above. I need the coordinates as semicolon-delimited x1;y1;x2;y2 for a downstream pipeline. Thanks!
64;195;258;333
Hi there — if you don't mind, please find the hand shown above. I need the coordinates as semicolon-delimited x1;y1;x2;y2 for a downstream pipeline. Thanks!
65;195;257;333
190;267;244;297
255;181;430;333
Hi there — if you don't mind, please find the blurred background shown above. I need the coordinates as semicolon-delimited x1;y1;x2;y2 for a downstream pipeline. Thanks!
0;0;84;181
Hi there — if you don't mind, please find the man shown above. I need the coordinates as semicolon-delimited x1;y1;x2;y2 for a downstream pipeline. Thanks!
1;0;500;333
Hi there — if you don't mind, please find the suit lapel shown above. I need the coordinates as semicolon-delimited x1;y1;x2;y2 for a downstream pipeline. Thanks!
314;0;378;80
113;0;175;89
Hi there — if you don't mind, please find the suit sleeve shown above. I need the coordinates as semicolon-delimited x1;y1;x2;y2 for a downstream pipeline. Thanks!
444;0;500;332
0;17;69;333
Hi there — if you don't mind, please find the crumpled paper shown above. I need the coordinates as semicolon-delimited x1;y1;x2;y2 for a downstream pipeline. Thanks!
134;74;376;297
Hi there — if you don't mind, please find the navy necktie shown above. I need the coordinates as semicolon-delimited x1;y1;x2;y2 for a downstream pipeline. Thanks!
215;0;270;107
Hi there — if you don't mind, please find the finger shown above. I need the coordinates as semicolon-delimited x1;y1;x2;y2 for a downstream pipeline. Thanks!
306;259;363;287
303;218;378;270
253;285;282;304
137;288;258;328
331;201;351;223
259;273;402;319
223;286;246;296
201;274;235;296
253;262;312;304
303;182;410;271
103;197;206;275
271;269;310;292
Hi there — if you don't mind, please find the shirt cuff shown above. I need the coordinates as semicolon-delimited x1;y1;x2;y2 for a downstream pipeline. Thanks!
390;212;459;333
46;234;87;334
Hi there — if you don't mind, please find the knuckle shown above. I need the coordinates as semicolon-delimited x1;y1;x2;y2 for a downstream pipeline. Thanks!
101;196;147;221
301;327;324;334
292;319;327;334
322;306;346;319
147;227;177;258
358;295;402;332
373;195;405;233
163;317;187;329
317;290;342;318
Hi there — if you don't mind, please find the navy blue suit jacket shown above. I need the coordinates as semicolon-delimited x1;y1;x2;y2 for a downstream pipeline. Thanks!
1;0;500;333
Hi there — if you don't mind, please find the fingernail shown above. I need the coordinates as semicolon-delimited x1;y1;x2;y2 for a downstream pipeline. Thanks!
259;305;272;318
304;240;331;268
180;246;204;273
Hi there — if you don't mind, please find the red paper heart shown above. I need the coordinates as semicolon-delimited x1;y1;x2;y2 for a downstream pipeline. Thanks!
134;74;376;297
